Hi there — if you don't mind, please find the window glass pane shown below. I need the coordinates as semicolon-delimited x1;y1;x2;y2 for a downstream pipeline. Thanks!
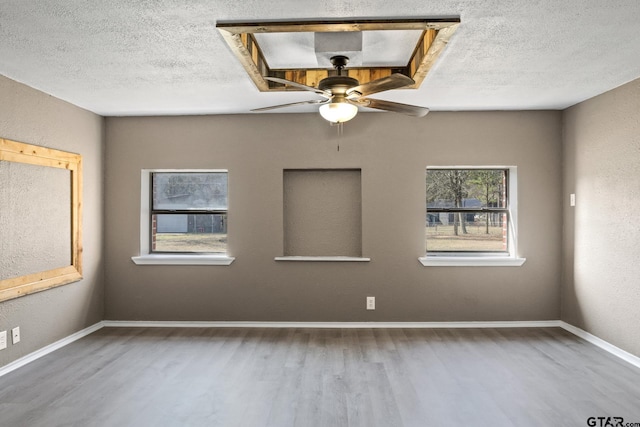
426;169;508;253
152;214;227;253
153;172;227;210
426;212;508;252
426;169;506;208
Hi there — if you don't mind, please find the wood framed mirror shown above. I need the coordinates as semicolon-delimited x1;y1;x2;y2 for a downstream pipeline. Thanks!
0;138;82;302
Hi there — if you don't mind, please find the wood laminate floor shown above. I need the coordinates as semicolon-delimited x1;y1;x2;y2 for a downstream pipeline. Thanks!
1;327;639;427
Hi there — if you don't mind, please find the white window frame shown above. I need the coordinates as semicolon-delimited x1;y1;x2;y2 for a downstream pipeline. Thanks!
419;166;526;267
131;169;235;266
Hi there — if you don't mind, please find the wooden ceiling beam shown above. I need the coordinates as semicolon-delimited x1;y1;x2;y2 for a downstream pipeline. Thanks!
217;18;460;92
217;18;460;34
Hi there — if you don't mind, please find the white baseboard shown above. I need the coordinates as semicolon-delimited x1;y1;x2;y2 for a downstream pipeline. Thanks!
0;321;104;378
102;320;563;329
559;321;640;369
2;320;638;378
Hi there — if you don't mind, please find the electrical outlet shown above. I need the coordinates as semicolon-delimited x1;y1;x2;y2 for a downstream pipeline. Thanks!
0;331;7;350
12;327;20;344
366;296;375;310
570;193;576;207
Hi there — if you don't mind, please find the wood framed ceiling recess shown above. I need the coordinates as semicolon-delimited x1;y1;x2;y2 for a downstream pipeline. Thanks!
217;18;460;92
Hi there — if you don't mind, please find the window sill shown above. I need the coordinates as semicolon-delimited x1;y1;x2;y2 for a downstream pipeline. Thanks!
131;254;235;266
274;256;371;262
418;256;526;267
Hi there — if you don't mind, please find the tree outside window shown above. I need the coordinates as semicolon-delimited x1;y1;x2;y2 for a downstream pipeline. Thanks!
426;169;508;253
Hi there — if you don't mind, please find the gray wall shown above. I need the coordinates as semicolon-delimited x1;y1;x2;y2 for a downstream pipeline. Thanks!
0;163;71;279
3;67;639;364
105;111;562;322
0;75;104;367
562;78;640;356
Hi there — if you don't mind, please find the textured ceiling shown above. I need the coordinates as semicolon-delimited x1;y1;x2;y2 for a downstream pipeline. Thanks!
1;1;639;116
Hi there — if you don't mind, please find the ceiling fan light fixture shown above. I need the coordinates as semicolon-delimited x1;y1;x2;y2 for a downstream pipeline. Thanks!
319;101;358;123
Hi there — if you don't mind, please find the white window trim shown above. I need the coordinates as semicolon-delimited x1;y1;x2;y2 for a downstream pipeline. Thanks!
420;165;526;267
418;256;526;267
274;256;371;262
131;169;235;266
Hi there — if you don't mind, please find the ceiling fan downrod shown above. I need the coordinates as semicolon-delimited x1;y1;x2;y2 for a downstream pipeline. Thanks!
330;55;349;76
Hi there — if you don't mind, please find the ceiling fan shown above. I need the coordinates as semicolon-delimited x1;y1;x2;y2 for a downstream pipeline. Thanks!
252;55;429;124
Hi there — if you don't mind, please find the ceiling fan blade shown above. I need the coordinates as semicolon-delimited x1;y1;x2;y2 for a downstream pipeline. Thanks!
264;77;331;97
251;99;329;112
352;98;429;117
346;73;415;98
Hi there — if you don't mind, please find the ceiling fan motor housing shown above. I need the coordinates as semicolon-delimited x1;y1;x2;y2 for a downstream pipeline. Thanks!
318;75;359;95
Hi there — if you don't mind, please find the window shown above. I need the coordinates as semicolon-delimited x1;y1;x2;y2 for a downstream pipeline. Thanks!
420;167;525;266
132;170;234;265
151;172;227;253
